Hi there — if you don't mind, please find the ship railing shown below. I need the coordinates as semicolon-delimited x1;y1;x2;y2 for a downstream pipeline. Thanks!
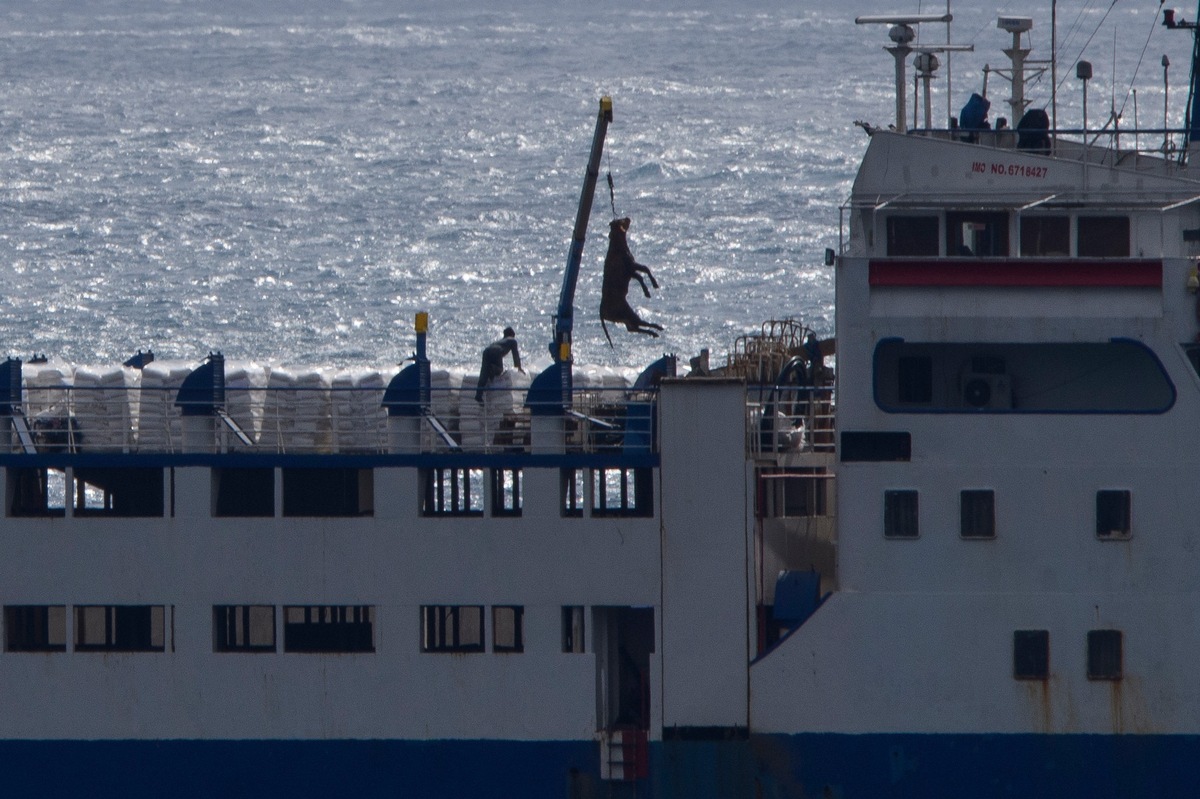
745;384;835;457
908;125;1193;170
0;384;660;456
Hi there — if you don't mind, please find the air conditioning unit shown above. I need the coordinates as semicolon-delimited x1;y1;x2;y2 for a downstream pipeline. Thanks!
962;373;1012;409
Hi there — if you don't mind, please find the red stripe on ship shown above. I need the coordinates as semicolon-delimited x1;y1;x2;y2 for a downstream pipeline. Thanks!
868;259;1162;288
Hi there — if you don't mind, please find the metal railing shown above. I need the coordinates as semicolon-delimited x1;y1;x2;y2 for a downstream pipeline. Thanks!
746;384;835;457
3;384;661;456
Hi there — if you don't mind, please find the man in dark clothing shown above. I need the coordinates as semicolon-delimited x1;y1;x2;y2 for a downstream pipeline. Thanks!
475;327;524;402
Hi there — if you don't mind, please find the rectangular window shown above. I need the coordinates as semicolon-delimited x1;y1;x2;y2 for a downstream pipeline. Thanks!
282;468;373;517
1087;629;1123;680
1019;216;1070;256
491;468;522;517
213;605;276;653
213;468;274;517
886;215;939;256
492;606;524;653
1096;490;1131;539
421;468;484;516
884;490;919;538
283;605;374;653
840;431;911;462
947;211;1009;257
562;469;584;518
75;605;165;652
757;468;828;518
1013;630;1049;679
7;467;67;517
72;467;164;517
960;490;996;539
421;605;485;653
1077;216;1130;257
562;606;585;653
4;605;67;652
591;467;653;517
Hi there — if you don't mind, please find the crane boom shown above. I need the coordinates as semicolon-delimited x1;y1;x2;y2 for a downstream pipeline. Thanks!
551;96;613;363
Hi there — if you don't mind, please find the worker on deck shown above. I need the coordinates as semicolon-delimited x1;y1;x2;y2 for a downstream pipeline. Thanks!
475;327;525;402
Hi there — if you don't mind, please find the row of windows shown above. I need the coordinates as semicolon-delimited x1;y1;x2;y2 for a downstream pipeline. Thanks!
886;213;1131;258
884;489;1131;540
8;466;653;520
1013;629;1123;681
4;604;592;656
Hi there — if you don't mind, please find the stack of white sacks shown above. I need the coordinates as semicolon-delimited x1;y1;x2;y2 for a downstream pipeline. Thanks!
260;367;332;453
24;361;75;450
427;369;463;451
225;361;268;446
72;364;138;452
331;367;387;452
136;361;194;452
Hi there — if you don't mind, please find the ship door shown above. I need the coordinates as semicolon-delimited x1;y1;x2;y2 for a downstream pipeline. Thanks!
595;606;653;781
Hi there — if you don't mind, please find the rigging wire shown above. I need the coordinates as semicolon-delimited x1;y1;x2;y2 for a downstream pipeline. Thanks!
1054;0;1121;98
1113;0;1165;120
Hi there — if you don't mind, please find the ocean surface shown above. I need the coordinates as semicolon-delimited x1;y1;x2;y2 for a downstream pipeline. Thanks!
0;0;1189;374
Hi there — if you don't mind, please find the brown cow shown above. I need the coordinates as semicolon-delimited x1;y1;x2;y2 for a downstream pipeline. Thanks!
600;217;663;345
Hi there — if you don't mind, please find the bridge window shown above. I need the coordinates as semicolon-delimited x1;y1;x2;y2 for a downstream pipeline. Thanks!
884;490;919;539
886;215;939;256
1077;216;1129;257
283;605;374;653
960;490;995;539
75;605;165;652
1087;629;1122;680
1019;215;1069;256
875;340;1174;414
1095;490;1131;539
213;605;276;653
421;605;484;653
1013;630;1049;679
947;211;1008;257
4;605;67;652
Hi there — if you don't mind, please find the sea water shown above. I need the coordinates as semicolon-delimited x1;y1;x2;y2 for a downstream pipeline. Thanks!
0;0;1188;373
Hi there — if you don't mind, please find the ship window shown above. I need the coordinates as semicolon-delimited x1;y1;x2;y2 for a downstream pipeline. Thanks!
1013;630;1049;679
492;605;524;653
840;431;912;462
1019;215;1070;256
960;490;995;538
883;490;919;538
562;606;585;653
491;468;522;517
1077;216;1130;257
421;467;484;517
757;468;829;518
946;211;1009;257
213;468;274;517
561;469;584;518
283;605;374;653
1087;629;1123;680
874;340;1174;414
75;605;165;652
886;215;939;256
7;467;67;517
282;468;373;517
4;605;67;652
73;467;164;517
591;467;653;517
1096;490;1131;539
421;605;484;653
213;605;276;653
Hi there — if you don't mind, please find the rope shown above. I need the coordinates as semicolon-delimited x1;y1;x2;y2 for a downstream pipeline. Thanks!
605;148;618;217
